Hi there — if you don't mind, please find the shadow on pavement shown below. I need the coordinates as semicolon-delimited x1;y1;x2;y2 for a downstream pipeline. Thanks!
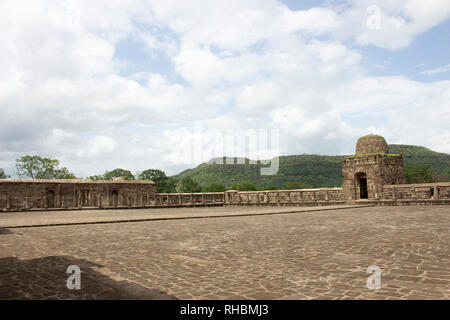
0;255;176;300
0;227;13;235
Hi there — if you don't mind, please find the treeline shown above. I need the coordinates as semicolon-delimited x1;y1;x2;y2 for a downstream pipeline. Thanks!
175;145;450;188
173;155;345;188
89;169;319;193
403;164;449;184
0;155;218;193
0;155;318;193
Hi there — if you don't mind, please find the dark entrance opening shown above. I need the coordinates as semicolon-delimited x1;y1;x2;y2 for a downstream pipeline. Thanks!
359;177;368;199
112;190;118;207
355;173;368;200
46;190;55;208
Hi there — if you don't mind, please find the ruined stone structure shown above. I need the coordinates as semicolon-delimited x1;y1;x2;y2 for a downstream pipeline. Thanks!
0;178;156;211
1;134;449;212
342;134;405;200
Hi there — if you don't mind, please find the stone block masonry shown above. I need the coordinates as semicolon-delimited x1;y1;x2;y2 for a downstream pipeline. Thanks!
343;134;405;201
382;182;450;201
223;188;344;207
3;180;449;212
342;154;405;200
0;179;156;211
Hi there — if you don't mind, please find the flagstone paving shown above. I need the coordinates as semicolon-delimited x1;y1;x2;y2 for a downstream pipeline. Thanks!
0;205;449;299
0;205;369;228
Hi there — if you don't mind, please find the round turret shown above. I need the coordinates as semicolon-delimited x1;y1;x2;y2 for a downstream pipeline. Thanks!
355;134;389;155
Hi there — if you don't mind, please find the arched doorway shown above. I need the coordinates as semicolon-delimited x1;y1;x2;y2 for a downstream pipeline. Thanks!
355;173;368;199
46;190;55;208
111;190;118;207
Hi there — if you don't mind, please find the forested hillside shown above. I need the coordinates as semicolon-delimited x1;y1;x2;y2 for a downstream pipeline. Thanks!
173;145;450;188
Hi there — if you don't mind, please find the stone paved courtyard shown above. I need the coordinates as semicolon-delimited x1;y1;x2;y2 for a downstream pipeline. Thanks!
0;205;449;300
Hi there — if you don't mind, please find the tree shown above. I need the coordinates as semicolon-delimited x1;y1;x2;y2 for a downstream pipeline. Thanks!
88;174;105;181
16;155;76;179
138;169;177;193
176;176;202;193
164;177;178;193
103;168;135;181
231;182;257;191
202;183;226;192
0;168;10;179
53;167;77;179
282;182;314;189
404;164;435;184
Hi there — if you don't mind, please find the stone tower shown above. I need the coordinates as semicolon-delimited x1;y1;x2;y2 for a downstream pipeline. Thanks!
342;134;405;200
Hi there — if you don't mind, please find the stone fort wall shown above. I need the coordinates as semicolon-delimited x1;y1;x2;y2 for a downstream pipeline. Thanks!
0;135;448;212
0;179;156;211
1;182;450;212
381;182;450;201
154;184;450;207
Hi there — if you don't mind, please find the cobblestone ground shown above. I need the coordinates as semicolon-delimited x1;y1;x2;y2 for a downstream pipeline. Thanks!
0;206;449;300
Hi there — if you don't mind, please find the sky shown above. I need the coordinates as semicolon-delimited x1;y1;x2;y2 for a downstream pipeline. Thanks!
0;0;449;178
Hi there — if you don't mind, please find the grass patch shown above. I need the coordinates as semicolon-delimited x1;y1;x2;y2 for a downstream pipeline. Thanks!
345;153;400;159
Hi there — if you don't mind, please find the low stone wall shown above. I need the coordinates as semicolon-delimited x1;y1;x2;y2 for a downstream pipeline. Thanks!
223;188;344;206
154;192;225;207
382;182;450;201
152;188;344;208
2;181;450;212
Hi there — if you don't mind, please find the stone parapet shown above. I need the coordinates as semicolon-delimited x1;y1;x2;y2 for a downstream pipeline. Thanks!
382;182;450;200
1;180;450;212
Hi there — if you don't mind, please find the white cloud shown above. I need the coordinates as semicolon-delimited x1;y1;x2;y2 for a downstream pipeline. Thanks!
331;0;450;50
147;0;339;51
0;0;449;178
329;76;450;152
76;135;118;158
420;64;450;75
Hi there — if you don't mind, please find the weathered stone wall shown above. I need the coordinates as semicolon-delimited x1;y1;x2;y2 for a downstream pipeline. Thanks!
0;168;446;212
379;156;405;185
2;179;450;211
155;192;225;207
223;188;344;206
382;182;450;200
342;154;404;200
0;179;156;211
151;188;344;207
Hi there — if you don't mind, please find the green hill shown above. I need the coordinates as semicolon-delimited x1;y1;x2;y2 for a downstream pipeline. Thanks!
172;144;450;188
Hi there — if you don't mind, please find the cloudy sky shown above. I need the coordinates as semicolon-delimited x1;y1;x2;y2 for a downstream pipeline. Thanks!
1;0;449;178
